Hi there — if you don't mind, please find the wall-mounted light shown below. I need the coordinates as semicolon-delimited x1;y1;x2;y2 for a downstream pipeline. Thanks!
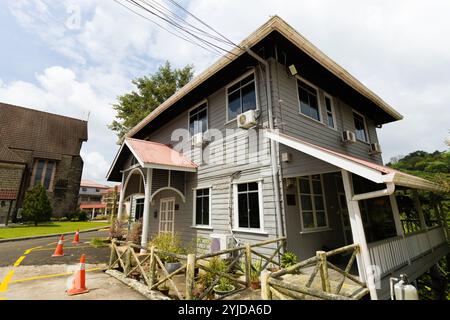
288;64;298;77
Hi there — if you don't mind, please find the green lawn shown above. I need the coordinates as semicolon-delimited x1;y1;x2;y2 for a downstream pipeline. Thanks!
0;221;111;240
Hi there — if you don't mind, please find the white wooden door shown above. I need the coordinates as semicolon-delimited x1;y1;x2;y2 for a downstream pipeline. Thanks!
159;197;175;235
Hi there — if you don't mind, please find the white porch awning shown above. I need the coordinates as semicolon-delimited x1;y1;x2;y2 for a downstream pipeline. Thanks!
265;129;446;193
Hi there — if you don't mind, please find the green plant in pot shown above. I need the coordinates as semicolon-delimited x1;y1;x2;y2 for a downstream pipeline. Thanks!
149;233;186;273
213;277;235;299
281;251;299;269
249;259;263;290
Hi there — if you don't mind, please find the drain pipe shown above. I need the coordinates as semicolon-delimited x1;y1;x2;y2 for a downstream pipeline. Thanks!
245;47;284;239
352;182;396;201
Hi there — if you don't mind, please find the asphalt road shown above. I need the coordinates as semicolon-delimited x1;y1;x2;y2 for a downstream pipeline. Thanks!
0;230;111;267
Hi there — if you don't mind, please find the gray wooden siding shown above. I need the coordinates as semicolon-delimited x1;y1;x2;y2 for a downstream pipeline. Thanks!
271;59;383;165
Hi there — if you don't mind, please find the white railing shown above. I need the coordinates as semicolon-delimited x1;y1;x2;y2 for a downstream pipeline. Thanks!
368;226;447;277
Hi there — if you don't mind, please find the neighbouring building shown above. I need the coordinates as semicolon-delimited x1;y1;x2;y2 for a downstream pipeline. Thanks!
106;17;449;299
78;180;110;218
101;184;130;218
0;102;88;224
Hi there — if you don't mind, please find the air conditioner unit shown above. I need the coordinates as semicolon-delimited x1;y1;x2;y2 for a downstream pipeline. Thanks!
237;110;258;129
191;132;204;147
342;130;356;144
210;234;233;258
281;152;292;163
369;143;382;155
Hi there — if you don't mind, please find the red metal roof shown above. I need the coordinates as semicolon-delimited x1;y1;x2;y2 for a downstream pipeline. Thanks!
126;138;198;171
0;189;19;200
79;203;106;209
80;180;110;189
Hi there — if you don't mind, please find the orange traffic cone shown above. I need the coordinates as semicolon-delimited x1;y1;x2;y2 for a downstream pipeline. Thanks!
52;235;65;257
72;229;80;244
67;254;89;296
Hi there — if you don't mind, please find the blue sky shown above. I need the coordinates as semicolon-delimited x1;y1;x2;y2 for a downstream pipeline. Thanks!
1;0;449;185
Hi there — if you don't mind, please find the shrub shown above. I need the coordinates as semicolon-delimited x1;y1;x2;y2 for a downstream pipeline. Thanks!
93;214;108;221
149;233;186;263
22;184;53;226
250;259;263;282
109;218;126;240
281;251;298;268
127;219;143;246
66;210;88;222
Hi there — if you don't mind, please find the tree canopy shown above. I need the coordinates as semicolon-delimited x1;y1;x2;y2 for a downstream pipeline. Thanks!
109;61;194;138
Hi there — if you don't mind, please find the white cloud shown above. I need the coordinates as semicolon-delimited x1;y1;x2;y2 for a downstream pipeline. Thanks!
80;150;111;183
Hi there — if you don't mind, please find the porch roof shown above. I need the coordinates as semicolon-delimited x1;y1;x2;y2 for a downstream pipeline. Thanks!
107;138;198;182
265;130;447;193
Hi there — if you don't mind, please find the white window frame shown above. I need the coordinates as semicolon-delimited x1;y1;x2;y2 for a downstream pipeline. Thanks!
187;100;208;137
133;196;145;222
352;110;370;144
225;69;259;123
232;179;265;234
296;76;323;124
192;187;212;229
158;197;176;235
297;175;329;232
323;93;337;130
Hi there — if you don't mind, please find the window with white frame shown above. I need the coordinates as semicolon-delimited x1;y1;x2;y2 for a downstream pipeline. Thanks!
31;159;56;191
324;95;336;129
189;102;208;136
297;79;321;121
298;175;328;230
236;182;261;229
353;112;369;143
227;73;257;121
194;188;210;226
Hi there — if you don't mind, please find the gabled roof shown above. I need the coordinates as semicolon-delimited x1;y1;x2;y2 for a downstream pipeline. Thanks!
265;129;446;193
107;138;198;181
125;16;402;139
0;102;88;157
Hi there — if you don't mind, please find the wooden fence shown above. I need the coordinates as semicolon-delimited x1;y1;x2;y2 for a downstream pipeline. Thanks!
108;237;287;300
262;244;369;300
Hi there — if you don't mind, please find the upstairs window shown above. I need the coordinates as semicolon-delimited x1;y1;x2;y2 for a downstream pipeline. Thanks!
299;175;328;231
31;159;56;191
227;73;257;121
324;95;336;129
298;79;321;122
189;102;208;136
194;188;210;226
353;112;369;143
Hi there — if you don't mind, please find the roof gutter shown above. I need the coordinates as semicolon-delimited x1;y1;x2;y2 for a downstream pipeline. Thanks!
352;182;396;201
245;47;285;239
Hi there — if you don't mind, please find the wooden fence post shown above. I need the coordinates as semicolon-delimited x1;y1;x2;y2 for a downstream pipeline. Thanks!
109;239;117;269
185;254;196;300
245;244;252;287
261;270;272;300
148;246;156;287
317;251;330;293
124;243;132;275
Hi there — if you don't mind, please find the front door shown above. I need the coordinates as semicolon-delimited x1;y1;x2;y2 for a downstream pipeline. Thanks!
159;197;175;235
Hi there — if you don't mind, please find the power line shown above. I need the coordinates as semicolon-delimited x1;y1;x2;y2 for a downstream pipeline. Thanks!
114;0;223;56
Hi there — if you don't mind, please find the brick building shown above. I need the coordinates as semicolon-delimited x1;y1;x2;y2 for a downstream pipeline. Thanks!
0;102;88;224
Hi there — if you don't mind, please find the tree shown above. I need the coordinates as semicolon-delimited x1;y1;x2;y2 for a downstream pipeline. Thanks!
22;184;53;226
109;61;194;138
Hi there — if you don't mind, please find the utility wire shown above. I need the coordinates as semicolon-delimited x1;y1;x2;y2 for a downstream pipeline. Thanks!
114;0;222;56
125;0;240;57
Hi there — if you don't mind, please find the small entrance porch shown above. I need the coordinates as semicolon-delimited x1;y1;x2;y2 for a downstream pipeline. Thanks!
107;138;198;250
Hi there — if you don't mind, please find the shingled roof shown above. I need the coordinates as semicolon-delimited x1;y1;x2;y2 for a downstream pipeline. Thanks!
0;102;88;161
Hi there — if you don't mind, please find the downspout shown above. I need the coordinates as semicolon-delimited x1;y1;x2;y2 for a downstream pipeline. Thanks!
245;47;284;239
352;182;396;201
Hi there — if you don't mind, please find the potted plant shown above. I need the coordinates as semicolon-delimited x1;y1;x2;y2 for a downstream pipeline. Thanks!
281;251;299;268
249;259;263;290
149;233;185;273
213;277;235;299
